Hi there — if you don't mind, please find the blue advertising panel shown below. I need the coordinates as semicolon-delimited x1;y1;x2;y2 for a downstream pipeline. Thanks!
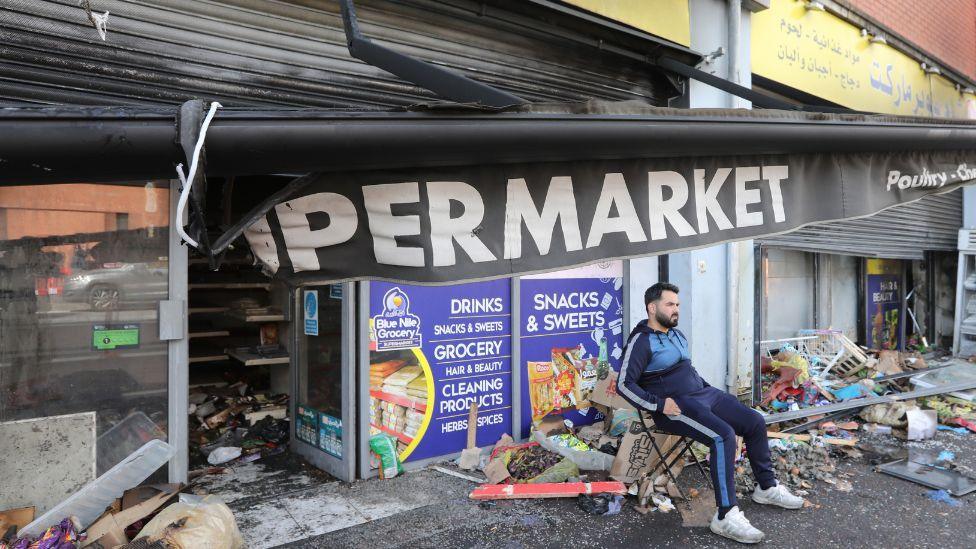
368;279;512;462
519;262;624;435
865;259;904;350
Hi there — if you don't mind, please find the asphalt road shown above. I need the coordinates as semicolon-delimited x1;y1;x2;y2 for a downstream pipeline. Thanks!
285;430;976;549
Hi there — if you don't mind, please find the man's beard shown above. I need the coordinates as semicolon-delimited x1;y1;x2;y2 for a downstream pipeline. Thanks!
656;310;679;328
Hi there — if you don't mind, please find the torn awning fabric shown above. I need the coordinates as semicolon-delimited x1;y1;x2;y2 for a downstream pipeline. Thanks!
245;147;976;284
3;101;976;284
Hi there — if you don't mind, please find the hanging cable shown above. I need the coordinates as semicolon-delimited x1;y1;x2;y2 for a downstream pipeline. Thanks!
174;101;222;250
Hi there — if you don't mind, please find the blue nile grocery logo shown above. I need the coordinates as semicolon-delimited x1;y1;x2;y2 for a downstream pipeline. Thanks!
373;287;422;350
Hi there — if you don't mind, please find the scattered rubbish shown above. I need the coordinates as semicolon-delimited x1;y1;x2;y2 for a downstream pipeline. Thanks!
496;443;566;482
761;351;976;424
430;466;486;484
469;481;626;500
370;434;403;479
950;417;976;433
906;409;938;441
925;489;963;507
860;402;911;428
936;450;956;462
766;431;857;446
577;493;623;515
877;455;976;496
483;457;512;484
830;383;868;401
548;433;592;452
609;421;682;483
128;495;243;549
737;437;835;494
833;479;853;492
0;507;34;540
82;484;181;548
937;425;970;434
651;494;675;513
21;440;175;538
189;385;290;470
532;431;614;471
5;518;79;549
862;423;893;434
96;412;167;476
207;446;243;465
609;409;640;436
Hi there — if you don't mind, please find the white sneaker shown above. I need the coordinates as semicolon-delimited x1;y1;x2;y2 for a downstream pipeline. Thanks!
709;506;764;544
752;483;804;509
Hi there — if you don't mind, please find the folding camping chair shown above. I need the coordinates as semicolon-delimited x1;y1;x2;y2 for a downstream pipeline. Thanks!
637;412;712;500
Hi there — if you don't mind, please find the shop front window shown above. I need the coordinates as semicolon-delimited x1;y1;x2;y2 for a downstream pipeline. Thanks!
0;182;170;474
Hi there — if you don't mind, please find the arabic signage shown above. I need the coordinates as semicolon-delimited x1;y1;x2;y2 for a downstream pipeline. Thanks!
562;0;690;47
519;262;625;434
245;150;975;284
368;280;512;462
753;0;976;118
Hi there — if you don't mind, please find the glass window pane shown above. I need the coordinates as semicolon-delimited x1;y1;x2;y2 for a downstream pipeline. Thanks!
0;182;170;474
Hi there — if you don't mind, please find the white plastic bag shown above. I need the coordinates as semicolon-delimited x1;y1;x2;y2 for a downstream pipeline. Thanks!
906;408;937;441
207;446;242;465
134;495;243;549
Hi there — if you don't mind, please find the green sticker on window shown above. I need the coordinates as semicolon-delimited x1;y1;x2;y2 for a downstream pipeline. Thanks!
93;324;140;350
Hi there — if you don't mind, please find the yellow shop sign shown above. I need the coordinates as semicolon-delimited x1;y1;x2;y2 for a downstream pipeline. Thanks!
562;0;691;47
752;0;976;118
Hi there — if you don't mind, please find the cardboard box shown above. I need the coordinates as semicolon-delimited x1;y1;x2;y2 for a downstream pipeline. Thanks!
609;420;682;483
591;370;636;411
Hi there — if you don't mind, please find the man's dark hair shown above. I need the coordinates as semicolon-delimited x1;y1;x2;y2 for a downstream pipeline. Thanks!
645;282;679;307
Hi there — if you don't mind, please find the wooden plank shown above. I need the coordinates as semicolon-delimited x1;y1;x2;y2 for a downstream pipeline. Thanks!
189;353;229;364
469;481;626;500
466;403;479;449
188;330;231;339
227;310;286;322
226;348;289;366
188;306;228;314
767;431;857;446
189;282;270;290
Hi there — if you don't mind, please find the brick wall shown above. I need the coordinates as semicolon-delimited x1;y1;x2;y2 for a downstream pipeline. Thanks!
845;0;976;81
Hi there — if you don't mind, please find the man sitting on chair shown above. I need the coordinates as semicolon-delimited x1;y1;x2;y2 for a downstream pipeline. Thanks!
617;282;803;544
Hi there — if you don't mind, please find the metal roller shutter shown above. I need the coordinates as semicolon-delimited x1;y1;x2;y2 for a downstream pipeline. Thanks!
760;189;962;260
0;0;674;107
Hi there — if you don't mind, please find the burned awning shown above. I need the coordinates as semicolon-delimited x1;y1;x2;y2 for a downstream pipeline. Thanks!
2;101;975;283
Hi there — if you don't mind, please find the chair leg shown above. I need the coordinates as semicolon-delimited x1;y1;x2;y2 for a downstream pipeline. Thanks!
647;435;687;501
685;439;712;486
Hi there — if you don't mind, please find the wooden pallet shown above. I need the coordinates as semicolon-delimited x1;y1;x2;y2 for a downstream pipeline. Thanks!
807;332;868;377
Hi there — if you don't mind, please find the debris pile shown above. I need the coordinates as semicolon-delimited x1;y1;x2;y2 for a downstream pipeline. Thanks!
189;381;290;470
734;437;840;496
1;442;243;549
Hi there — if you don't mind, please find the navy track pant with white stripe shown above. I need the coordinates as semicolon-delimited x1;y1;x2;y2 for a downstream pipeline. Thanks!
650;385;775;509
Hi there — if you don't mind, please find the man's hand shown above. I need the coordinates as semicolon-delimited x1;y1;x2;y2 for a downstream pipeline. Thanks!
662;398;681;416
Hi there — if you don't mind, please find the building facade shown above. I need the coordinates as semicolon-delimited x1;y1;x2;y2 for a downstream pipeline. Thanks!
2;0;975;491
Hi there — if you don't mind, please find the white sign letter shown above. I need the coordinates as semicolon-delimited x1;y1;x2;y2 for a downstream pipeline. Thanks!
243;215;280;274
734;166;764;228
427;181;496;266
363;182;425;267
586;173;647;248
693;168;734;234
647;171;696;240
762;165;788;223
274;192;358;272
504;176;583;259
